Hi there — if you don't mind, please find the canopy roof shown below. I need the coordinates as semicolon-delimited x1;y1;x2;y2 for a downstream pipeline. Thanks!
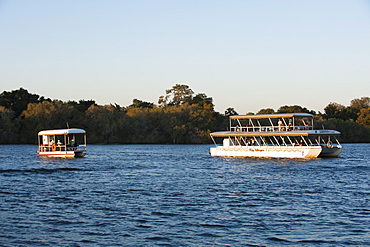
229;113;313;120
38;128;86;136
210;129;340;137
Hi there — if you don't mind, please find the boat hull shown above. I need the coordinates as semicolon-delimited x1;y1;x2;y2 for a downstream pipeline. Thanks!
210;145;322;159
37;150;86;158
319;146;342;157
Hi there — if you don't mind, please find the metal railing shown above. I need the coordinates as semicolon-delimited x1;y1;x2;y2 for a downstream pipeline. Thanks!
39;144;86;152
231;125;313;132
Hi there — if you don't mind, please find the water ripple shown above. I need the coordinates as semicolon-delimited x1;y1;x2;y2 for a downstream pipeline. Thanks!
0;144;369;246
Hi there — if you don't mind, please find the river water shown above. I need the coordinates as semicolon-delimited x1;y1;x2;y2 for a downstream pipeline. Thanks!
0;144;369;246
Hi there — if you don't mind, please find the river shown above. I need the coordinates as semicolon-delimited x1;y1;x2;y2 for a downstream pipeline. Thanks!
0;144;369;246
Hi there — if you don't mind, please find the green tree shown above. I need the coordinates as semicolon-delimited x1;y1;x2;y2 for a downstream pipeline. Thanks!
324;102;358;121
158;84;194;106
0;88;48;118
356;108;370;128
129;98;154;108
350;97;370;111
257;108;275;114
185;103;215;142
20;101;81;143
84;104;127;143
225;107;238;116
324;102;345;119
67;99;97;112
188;93;214;109
277;105;316;114
316;118;370;142
338;107;358;121
153;105;186;143
126;106;157;143
146;107;169;143
147;103;214;144
0;106;17;143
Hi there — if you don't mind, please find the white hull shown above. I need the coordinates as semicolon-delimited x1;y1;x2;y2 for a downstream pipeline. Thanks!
38;150;86;158
210;145;322;158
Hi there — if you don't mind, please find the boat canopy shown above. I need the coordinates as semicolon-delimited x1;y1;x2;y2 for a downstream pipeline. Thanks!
210;129;340;137
229;113;313;120
38;128;86;136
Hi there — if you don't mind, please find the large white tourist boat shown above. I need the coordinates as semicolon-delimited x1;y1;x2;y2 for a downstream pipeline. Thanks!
37;128;87;158
210;113;342;159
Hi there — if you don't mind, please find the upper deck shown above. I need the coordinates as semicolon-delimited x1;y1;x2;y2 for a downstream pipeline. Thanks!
210;129;341;137
229;113;314;132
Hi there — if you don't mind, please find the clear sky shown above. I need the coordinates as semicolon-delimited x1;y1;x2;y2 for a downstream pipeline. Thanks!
1;0;369;114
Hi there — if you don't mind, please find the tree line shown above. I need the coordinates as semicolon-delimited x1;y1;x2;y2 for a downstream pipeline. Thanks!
0;86;369;144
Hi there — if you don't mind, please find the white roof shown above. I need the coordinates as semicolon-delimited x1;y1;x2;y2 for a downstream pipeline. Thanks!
38;128;86;136
229;113;313;120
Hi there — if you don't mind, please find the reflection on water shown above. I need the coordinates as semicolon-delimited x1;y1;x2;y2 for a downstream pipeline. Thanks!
0;144;369;246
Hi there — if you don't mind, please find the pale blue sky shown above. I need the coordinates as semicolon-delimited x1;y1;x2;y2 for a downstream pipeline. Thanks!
1;0;369;114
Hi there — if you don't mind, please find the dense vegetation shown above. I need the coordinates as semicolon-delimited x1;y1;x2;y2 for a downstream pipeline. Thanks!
0;86;369;144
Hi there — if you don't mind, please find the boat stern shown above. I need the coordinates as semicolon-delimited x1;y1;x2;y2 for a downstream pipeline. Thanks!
319;146;342;157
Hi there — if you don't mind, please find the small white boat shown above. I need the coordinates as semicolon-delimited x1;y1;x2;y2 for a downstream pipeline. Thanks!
210;113;342;159
37;128;87;158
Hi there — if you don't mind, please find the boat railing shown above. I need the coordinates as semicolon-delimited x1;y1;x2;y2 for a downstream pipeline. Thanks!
39;144;86;152
231;125;313;132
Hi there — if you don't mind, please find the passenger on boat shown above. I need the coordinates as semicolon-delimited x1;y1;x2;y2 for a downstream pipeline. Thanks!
248;138;256;146
69;138;76;147
288;118;293;131
48;139;54;150
48;139;55;152
278;119;284;131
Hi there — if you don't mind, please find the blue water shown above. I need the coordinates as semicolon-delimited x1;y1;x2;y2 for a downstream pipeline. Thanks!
0;144;369;246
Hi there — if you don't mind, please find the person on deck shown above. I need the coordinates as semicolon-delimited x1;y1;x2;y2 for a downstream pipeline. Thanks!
69;137;76;147
278;119;284;131
288;118;293;131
